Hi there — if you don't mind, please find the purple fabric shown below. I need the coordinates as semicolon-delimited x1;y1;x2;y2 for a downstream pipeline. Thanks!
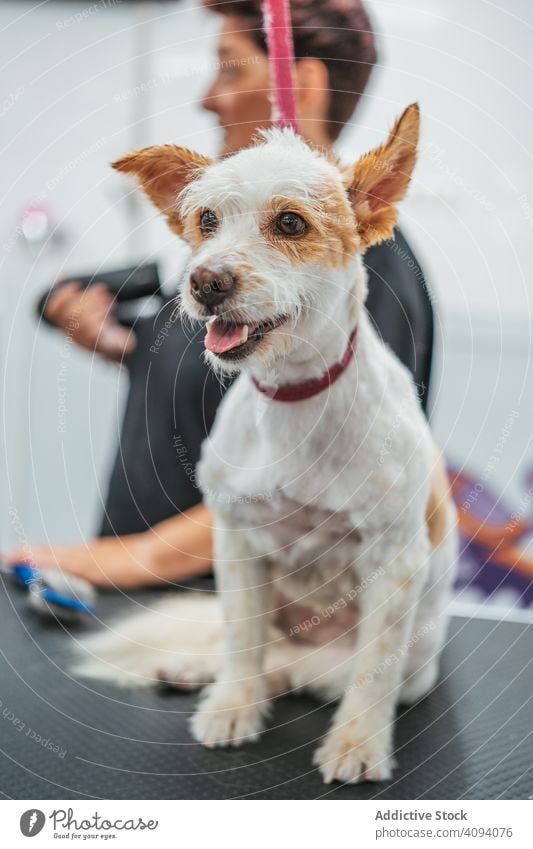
450;465;533;609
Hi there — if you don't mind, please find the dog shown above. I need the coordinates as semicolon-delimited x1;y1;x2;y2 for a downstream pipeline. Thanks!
82;104;457;784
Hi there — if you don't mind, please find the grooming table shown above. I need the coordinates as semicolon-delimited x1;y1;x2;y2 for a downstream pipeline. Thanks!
0;583;531;800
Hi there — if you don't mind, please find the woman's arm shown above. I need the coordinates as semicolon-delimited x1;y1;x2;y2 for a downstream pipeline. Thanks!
145;502;214;581
4;503;214;589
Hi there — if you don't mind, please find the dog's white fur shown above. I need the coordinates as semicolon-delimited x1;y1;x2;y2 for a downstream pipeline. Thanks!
78;110;457;784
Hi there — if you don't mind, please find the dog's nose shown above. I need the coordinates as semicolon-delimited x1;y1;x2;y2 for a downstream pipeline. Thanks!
190;266;236;309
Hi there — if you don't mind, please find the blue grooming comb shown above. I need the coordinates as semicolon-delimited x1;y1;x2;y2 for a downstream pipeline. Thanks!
10;562;96;621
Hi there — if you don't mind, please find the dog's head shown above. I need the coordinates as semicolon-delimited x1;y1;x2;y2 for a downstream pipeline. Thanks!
113;104;419;376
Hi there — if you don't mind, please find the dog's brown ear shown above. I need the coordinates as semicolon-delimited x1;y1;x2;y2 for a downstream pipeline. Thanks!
112;145;214;233
346;103;420;247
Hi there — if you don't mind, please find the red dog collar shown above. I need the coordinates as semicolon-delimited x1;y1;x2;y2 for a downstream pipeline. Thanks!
251;326;358;402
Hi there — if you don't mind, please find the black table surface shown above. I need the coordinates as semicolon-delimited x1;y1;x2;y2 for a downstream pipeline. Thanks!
0;581;531;800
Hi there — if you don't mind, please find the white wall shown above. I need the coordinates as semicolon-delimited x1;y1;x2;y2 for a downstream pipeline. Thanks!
353;0;533;508
1;0;532;550
1;0;146;546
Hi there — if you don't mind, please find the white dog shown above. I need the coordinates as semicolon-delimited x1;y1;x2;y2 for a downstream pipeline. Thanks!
83;105;457;784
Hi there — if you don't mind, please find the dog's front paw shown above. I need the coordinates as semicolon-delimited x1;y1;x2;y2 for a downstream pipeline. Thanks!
313;723;395;784
191;681;269;748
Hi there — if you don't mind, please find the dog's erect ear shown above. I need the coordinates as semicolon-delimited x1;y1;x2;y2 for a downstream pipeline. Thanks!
112;145;214;233
345;103;420;247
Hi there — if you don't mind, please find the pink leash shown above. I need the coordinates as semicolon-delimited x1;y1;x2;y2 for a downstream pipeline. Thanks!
262;0;300;132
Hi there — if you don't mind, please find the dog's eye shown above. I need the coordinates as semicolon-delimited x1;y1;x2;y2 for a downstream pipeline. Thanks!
275;211;307;236
200;209;218;236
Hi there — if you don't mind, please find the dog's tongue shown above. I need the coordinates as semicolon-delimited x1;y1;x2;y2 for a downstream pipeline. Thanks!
205;320;249;354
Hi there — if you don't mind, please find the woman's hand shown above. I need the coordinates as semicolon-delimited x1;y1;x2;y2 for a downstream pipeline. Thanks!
5;534;156;589
44;281;136;363
4;504;214;589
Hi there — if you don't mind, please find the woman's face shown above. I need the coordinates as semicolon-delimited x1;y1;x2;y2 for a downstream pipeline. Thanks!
202;17;273;156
